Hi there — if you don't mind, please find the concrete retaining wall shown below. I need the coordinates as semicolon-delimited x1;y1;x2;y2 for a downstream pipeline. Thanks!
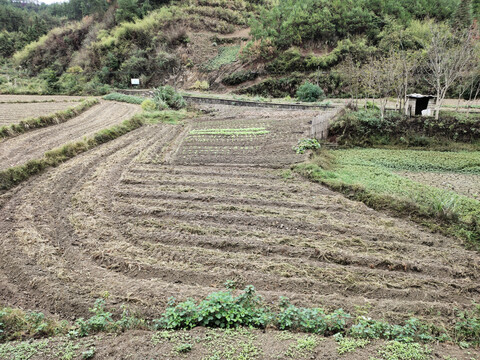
116;89;333;111
311;107;346;140
116;89;344;140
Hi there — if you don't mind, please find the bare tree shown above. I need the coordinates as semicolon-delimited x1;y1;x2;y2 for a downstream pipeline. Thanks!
423;25;475;119
340;56;362;110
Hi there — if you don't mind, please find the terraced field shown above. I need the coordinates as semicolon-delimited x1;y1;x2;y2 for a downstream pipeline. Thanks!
0;100;140;170
0;101;83;126
0;103;478;327
0;102;479;358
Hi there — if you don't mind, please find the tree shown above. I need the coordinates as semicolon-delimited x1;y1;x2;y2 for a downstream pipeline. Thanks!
454;0;473;29
115;0;141;23
423;25;475;119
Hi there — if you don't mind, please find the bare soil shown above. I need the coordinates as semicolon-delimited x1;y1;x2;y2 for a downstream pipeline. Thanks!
9;328;480;359
0;103;479;358
0;100;140;170
0;102;82;126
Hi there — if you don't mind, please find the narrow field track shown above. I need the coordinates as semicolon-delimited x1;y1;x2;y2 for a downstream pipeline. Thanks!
0;104;478;334
0;102;82;126
0;101;140;170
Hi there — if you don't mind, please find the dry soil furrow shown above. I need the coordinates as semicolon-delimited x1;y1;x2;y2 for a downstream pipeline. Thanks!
0;104;479;332
0;101;82;126
0;101;140;170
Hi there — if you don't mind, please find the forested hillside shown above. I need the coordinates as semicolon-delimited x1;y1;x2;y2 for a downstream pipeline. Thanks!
1;0;480;100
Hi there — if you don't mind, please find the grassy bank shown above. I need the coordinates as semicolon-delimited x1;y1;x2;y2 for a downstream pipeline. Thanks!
0;98;99;140
294;149;480;249
103;92;145;104
0;110;187;192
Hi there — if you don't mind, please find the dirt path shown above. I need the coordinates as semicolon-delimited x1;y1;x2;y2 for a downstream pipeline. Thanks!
0;105;478;334
0;101;140;170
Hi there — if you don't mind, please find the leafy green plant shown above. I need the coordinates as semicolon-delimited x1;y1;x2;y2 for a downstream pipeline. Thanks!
276;297;350;334
154;285;272;330
455;304;480;345
334;334;370;354
174;342;193;353
296;81;325;102
377;341;432;360
293;138;321;154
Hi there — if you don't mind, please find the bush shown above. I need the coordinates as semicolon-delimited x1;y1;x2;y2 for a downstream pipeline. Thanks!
293;138;321;154
190;80;209;91
141;99;157;111
221;70;259;86
153;86;187;110
296;81;325;102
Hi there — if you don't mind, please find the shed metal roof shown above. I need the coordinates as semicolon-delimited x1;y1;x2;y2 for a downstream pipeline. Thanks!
406;93;436;98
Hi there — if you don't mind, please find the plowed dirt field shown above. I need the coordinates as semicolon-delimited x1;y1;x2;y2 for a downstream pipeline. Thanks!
0;102;82;126
0;100;140;170
0;103;478;333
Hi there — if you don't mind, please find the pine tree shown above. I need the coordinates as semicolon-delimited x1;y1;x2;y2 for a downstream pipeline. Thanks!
454;0;473;29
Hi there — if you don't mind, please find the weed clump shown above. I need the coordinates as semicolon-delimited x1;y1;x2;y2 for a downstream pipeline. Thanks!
103;92;145;104
153;86;186;110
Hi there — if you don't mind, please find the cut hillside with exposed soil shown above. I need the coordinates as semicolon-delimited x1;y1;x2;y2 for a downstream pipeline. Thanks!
0;100;140;170
0;102;479;341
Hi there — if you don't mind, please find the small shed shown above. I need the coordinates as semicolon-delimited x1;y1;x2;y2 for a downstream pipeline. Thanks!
405;94;436;117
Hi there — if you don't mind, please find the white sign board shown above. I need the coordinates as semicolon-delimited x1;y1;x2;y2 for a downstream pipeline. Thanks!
131;78;140;85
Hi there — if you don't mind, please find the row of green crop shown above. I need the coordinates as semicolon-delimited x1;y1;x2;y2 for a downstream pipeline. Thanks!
1;285;479;346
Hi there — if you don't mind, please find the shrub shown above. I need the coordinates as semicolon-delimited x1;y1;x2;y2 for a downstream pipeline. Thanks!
153;86;186;110
141;99;157;111
296;81;325;102
190;80;209;91
293;138;321;154
221;70;259;86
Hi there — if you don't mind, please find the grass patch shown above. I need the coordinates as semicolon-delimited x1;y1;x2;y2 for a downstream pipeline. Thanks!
202;45;240;71
103;92;145;104
294;149;480;248
0;98;99;140
189;127;269;136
